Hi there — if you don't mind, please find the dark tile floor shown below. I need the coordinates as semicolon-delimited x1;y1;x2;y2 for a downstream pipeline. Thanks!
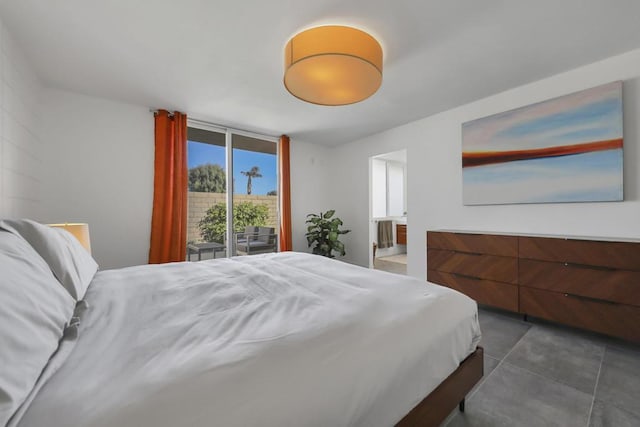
445;308;640;427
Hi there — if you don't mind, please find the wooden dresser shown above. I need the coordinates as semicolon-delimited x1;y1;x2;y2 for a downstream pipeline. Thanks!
427;230;640;342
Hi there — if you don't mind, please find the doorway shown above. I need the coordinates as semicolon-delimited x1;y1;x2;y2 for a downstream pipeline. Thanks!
369;149;407;274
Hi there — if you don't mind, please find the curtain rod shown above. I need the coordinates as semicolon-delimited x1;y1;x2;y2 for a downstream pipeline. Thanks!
149;109;280;141
149;108;174;115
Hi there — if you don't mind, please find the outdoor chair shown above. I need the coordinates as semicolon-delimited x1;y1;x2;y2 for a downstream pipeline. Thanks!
236;226;277;255
235;226;259;245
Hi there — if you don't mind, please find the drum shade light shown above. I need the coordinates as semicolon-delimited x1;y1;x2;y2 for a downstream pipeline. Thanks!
284;26;383;106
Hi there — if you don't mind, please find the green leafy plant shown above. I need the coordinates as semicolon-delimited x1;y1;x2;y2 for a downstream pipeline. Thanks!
188;163;226;193
198;201;269;243
305;210;351;258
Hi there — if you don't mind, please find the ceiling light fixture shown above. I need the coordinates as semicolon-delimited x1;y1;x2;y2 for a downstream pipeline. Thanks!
284;25;383;106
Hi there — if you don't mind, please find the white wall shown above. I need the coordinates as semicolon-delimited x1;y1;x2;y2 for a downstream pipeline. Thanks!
0;18;43;218
37;88;328;268
290;139;332;252
40;88;154;269
330;48;640;279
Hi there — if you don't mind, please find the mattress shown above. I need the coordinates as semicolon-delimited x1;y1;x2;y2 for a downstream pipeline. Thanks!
17;252;481;427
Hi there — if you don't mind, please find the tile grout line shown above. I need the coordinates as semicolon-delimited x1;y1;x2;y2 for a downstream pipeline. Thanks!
471;337;599;427
499;360;595;396
491;331;605;399
441;320;529;427
491;328;607;425
484;318;607;396
442;353;501;427
449;316;611;426
479;325;605;399
466;324;533;401
586;346;606;427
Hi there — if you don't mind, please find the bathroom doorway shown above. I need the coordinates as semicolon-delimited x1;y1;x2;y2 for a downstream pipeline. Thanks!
369;149;407;274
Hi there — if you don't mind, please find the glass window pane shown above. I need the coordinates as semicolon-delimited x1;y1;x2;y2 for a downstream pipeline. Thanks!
232;134;278;256
186;127;228;261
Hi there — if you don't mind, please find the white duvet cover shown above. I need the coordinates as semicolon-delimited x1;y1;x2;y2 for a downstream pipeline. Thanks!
17;252;481;427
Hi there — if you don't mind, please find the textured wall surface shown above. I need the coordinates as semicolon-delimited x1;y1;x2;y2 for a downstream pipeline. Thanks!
0;18;43;219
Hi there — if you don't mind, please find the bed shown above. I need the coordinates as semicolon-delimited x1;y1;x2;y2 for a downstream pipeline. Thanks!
0;220;482;427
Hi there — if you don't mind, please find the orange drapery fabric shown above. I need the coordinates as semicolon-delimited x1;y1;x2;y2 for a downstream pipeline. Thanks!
278;135;292;251
149;110;188;264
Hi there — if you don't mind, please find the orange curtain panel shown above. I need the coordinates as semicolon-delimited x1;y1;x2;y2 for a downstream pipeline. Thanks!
278;135;292;251
149;110;188;264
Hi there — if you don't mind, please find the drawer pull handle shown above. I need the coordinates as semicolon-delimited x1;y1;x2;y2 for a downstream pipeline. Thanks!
563;262;617;272
563;293;619;305
452;250;483;256
452;273;481;281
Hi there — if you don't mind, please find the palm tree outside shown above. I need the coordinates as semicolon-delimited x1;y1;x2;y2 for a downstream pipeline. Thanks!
241;166;263;195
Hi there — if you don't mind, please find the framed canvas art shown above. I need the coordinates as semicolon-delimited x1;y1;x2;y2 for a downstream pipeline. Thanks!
462;81;623;205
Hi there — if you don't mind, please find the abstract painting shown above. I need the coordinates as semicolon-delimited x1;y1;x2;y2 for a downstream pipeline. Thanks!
462;81;623;205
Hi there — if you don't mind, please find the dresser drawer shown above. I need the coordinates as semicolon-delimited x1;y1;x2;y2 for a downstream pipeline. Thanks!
519;236;640;271
427;231;518;257
520;287;640;343
397;224;407;245
428;270;518;311
520;259;640;307
428;249;518;284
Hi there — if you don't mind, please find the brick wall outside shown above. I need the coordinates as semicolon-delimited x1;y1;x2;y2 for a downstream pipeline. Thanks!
188;192;278;243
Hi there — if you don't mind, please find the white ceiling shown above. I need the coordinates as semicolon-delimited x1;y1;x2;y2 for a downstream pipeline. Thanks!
2;0;640;146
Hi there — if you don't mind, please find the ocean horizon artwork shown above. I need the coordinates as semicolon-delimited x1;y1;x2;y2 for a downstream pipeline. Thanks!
462;81;623;205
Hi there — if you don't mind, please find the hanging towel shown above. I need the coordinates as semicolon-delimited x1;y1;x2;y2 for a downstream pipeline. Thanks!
377;220;394;249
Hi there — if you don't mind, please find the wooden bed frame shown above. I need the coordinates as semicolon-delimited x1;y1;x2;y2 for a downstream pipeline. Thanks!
396;346;484;426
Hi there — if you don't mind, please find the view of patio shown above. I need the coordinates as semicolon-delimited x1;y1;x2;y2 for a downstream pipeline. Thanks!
187;192;278;260
186;128;279;260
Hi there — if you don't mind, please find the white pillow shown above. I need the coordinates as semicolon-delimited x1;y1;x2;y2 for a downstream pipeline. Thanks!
0;231;76;426
0;219;98;300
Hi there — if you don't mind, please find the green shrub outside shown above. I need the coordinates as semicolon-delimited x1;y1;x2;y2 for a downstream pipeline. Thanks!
198;201;269;243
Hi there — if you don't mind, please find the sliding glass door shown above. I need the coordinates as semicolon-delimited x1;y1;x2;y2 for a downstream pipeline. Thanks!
231;134;278;257
186;123;278;260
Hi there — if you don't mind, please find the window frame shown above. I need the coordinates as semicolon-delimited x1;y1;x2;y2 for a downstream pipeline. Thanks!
187;119;280;257
371;158;406;219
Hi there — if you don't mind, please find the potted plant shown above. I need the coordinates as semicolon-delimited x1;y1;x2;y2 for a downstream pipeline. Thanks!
305;210;351;258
